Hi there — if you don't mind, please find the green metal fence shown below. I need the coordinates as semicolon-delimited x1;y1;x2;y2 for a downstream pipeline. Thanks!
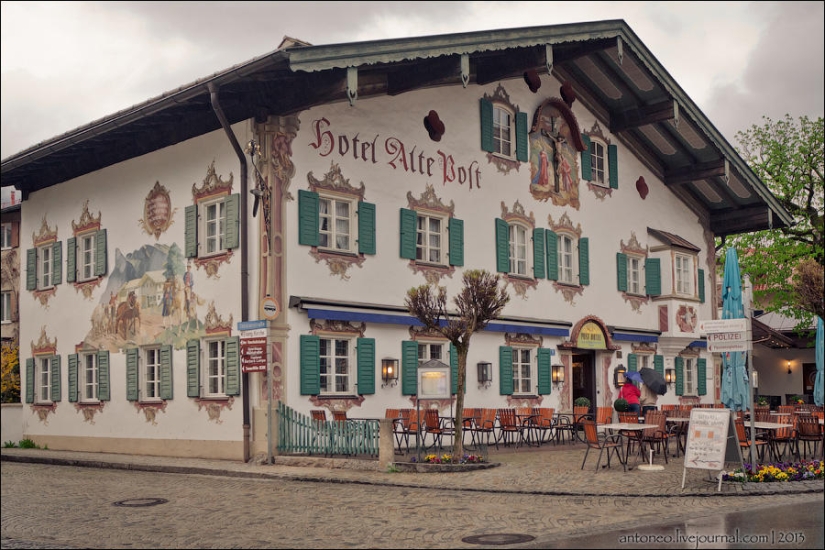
276;402;379;457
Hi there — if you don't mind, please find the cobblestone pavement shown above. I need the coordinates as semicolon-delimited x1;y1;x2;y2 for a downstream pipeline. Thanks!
2;442;823;498
2;459;823;549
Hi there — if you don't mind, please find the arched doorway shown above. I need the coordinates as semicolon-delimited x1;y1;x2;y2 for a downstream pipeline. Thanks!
571;351;595;407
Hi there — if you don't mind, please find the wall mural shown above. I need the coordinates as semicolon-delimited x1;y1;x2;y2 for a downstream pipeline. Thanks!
529;96;585;208
85;242;209;352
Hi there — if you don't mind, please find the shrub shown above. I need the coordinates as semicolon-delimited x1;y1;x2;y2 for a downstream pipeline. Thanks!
574;397;591;408
614;398;628;412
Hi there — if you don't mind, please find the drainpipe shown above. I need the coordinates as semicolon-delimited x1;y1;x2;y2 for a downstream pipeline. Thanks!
209;83;251;463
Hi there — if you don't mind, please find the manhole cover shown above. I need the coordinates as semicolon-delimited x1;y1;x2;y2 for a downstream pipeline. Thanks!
462;534;536;545
112;498;168;507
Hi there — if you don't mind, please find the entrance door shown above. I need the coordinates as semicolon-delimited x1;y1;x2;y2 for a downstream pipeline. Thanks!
571;352;595;409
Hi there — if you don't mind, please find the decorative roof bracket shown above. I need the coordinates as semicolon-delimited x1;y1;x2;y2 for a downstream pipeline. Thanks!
545;44;553;75
460;54;469;88
616;37;623;64
347;67;358;105
672;100;680;128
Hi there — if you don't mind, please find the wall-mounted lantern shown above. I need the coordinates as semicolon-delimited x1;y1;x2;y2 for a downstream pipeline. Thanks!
477;362;492;389
551;364;565;388
614;364;627;389
665;368;675;387
381;358;399;387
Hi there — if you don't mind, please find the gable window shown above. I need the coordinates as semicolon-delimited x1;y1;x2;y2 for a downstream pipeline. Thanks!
319;196;352;251
300;333;376;396
68;350;110;403
25;355;61;405
80;352;99;402
509;224;528;276
204;198;227;256
417;213;444;264
399;186;464;275
185;162;240;264
126;346;173;402
546;214;590;289
558;234;575;284
186;337;241;399
493;105;514;158
581;127;618;189
590;139;606;185
627;255;642;295
27;242;63;291
1;291;11;323
1;223;11;250
66;202;108;285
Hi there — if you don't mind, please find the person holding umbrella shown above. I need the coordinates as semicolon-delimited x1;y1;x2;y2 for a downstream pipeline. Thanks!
640;380;659;414
619;370;642;414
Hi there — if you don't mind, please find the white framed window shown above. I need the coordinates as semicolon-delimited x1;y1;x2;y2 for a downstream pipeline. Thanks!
1;223;11;250
512;347;533;394
201;198;226;256
37;356;52;404
683;357;697;396
318;195;353;252
558;234;576;284
80;352;99;402
77;232;97;282
204;339;227;397
417;341;445;365
143;347;162;401
1;291;11;323
416;213;446;265
319;336;353;395
627;255;642;295
589;138;607;186
493;105;514;158
509;224;528;276
37;244;53;290
675;253;694;296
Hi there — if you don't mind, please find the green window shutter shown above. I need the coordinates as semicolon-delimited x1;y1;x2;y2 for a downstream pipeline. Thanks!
298;189;320;246
608;144;619;189
26;249;37;290
515;111;529;162
225;336;240;396
616;253;628;292
300;334;320;395
98;350;110;401
532;228;546;279
356;337;376;395
698;268;706;303
448;217;464;267
495;219;510;273
187;339;200;397
95;229;108;276
66;237;76;283
578;237;590;286
68;354;78;403
645;258;661;296
224;193;240;250
160;345;174;400
357;201;376;255
50;355;61;402
499;346;514;395
185;205;198;258
25;358;34;403
675;356;684;396
126;348;139;401
52;241;62;285
697;358;707;396
627;354;638;372
449;344;459;395
580;134;592;181
546;230;558;280
399;208;417;260
480;98;494;152
401;341;418;396
537;349;552;395
654;354;664;378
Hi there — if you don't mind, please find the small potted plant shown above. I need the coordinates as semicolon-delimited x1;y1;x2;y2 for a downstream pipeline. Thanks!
789;395;805;405
756;396;769;407
574;396;591;409
613;397;629;412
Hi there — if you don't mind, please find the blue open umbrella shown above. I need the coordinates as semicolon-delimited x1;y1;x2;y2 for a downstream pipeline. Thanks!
720;248;750;411
814;316;823;407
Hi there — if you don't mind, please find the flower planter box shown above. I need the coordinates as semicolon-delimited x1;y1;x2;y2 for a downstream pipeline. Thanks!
391;461;499;473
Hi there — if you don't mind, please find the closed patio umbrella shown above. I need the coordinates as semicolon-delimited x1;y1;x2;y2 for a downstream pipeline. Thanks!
720;248;750;412
814;316;823;407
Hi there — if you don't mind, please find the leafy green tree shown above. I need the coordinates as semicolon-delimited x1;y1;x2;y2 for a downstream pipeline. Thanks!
405;270;509;461
164;242;186;281
722;115;824;327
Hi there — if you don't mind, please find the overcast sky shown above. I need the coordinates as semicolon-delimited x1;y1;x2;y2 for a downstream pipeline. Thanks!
1;1;823;164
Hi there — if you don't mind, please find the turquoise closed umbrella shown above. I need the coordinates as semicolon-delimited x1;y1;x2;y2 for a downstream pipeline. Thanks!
814;316;823;407
720;248;750;411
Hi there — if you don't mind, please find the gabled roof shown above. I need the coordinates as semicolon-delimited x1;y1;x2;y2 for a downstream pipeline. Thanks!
647;228;701;252
0;20;792;237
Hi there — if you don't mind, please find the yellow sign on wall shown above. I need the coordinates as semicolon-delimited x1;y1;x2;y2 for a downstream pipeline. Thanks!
577;321;606;349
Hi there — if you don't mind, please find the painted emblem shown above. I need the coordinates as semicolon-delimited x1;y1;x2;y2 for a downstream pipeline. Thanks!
140;181;176;240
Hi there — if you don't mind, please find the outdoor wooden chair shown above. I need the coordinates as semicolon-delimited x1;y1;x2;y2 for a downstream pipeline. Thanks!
460;408;480;446
580;420;625;472
735;419;767;463
595;406;613;425
766;415;795;462
496;408;526;448
618;411;642;460
532;407;556;445
794;415;823;460
640;411;669;464
384;408;404;452
777;405;795;415
467;408;498;449
423;409;445;452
